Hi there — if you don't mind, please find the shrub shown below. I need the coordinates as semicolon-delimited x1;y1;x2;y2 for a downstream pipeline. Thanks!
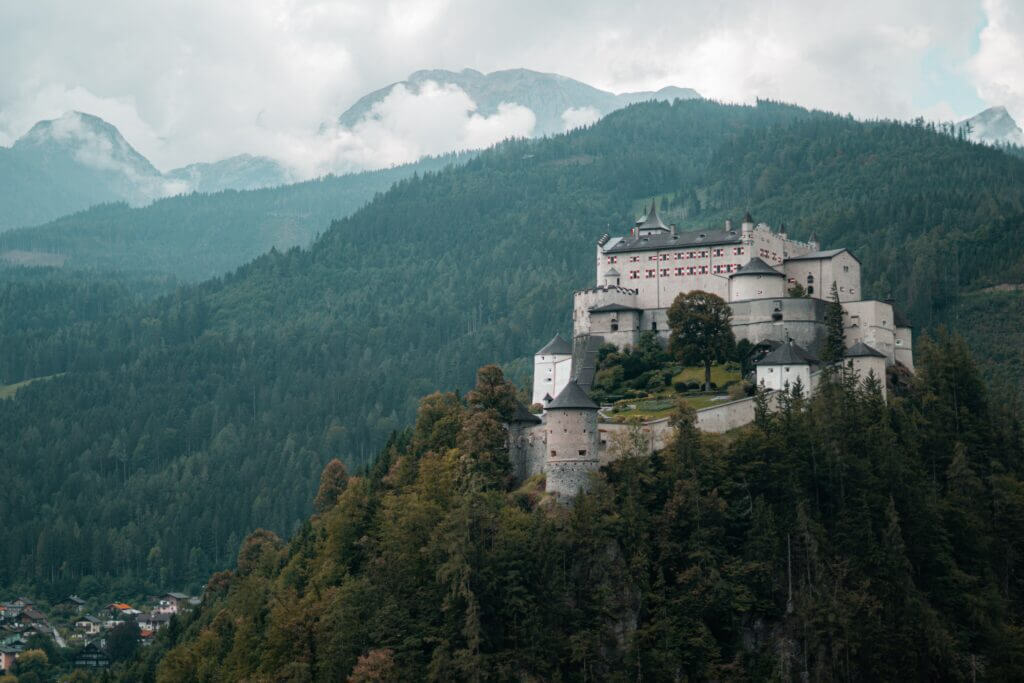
673;381;688;393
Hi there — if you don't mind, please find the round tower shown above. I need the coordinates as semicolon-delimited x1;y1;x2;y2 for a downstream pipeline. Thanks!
728;257;785;302
543;380;600;498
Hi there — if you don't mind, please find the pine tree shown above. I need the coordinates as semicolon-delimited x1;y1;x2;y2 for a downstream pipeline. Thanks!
821;282;846;363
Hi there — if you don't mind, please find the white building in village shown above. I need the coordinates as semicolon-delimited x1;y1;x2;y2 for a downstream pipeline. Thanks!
511;204;914;498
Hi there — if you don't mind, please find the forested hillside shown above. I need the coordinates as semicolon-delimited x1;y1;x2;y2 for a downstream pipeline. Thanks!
3;98;1024;601
118;339;1024;681
0;152;470;281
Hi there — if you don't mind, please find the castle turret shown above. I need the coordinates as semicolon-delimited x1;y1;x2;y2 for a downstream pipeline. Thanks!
728;257;785;302
636;201;670;237
543;380;600;498
741;211;754;237
532;334;573;405
808;231;820;251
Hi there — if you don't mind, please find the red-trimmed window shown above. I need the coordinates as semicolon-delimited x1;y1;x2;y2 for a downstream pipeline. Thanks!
645;269;656;278
674;252;684;260
660;254;670;261
712;248;724;257
699;265;708;274
629;270;640;279
629;255;639;263
674;267;684;276
606;256;617;264
649;255;658;261
733;247;744;255
687;266;696;275
660;268;670;276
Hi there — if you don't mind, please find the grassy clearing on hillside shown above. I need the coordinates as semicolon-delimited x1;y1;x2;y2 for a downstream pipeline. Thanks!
607;392;733;421
0;374;62;399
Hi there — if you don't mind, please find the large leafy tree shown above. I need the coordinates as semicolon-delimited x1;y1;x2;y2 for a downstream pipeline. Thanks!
667;291;735;390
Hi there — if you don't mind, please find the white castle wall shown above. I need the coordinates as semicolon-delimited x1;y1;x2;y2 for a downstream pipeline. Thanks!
730;272;785;302
532;352;573;405
842;300;896;364
895;326;913;370
784;250;861;301
729;297;828;350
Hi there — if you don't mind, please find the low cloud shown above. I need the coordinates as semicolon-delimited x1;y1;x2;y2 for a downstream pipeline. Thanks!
274;81;536;178
968;0;1024;124
561;106;601;131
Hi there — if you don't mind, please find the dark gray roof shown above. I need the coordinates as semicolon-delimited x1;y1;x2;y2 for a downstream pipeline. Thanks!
537;333;572;355
636;202;669;232
547;380;598;410
604;228;741;254
511;401;542;424
729;257;783;278
743;211;753;223
589;303;642;313
785;248;859;263
756;340;818;366
892;305;911;328
604;267;620;277
845;341;886;358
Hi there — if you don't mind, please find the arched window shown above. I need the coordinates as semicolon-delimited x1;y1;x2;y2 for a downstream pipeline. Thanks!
610;319;619;332
807;273;814;284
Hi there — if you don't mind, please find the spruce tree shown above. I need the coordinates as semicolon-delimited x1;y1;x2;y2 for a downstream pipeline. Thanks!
821;281;846;363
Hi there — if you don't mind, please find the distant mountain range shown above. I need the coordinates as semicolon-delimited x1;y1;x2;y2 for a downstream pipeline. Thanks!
339;68;701;136
0;111;290;232
958;106;1024;147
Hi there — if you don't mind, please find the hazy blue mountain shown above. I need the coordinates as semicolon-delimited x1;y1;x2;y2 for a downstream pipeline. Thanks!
0;150;474;280
958;105;1024;147
338;67;700;135
0;111;174;231
166;154;294;193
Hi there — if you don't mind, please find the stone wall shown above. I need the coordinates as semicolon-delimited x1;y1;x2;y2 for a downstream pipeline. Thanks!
730;297;827;350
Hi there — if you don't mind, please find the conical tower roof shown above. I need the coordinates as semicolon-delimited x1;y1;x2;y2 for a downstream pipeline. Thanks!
844;341;886;358
756;340;817;366
537;333;572;355
636;201;669;232
547;380;598;410
729;257;783;278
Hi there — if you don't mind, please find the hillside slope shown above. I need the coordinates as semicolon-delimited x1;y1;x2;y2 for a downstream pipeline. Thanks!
3;99;1024;600
130;344;1024;681
0;152;471;280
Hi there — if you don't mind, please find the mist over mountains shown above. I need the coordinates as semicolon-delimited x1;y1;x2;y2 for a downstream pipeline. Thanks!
958;105;1024;147
0;69;699;233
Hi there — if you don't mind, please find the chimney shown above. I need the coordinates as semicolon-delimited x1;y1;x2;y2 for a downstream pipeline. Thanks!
670;224;677;236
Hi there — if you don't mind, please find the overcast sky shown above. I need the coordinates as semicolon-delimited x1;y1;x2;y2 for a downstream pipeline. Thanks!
1;0;1020;176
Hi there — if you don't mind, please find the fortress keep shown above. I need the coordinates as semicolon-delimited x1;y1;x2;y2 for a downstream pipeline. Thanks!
512;204;914;498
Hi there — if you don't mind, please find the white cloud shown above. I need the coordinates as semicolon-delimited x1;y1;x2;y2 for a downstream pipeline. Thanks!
968;0;1024;124
561;106;601;131
268;81;535;178
0;0;1009;177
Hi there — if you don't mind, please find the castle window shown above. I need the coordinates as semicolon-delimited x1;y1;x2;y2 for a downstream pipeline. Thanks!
807;274;814;283
649;255;658;261
630;256;639;263
645;269;656;278
734;247;744;255
611;320;618;331
699;266;708;274
578;450;587;456
674;267;684;276
843;265;849;272
807;286;814;294
651;321;658;331
712;248;724;257
660;268;670;276
660;254;669;261
550;450;557;457
688;266;696;275
674;252;684;260
629;270;640;279
606;256;617;264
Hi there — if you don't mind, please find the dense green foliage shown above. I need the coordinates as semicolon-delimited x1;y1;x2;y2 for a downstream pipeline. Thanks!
667;290;735;389
3;98;1024;601
124;337;1024;681
0;152;469;281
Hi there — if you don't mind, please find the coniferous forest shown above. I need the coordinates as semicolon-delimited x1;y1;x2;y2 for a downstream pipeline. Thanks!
2;97;1024;614
113;336;1024;681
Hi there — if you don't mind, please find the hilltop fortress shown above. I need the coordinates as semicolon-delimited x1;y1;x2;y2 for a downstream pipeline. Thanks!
511;204;914;497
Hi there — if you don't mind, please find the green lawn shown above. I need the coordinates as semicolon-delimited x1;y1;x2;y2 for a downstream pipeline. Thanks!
672;364;741;387
0;374;62;399
607;392;733;421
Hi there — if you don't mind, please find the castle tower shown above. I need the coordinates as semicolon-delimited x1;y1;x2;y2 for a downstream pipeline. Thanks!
844;341;887;399
508;401;544;481
543;380;600;498
728;257;785;302
532;334;573;406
